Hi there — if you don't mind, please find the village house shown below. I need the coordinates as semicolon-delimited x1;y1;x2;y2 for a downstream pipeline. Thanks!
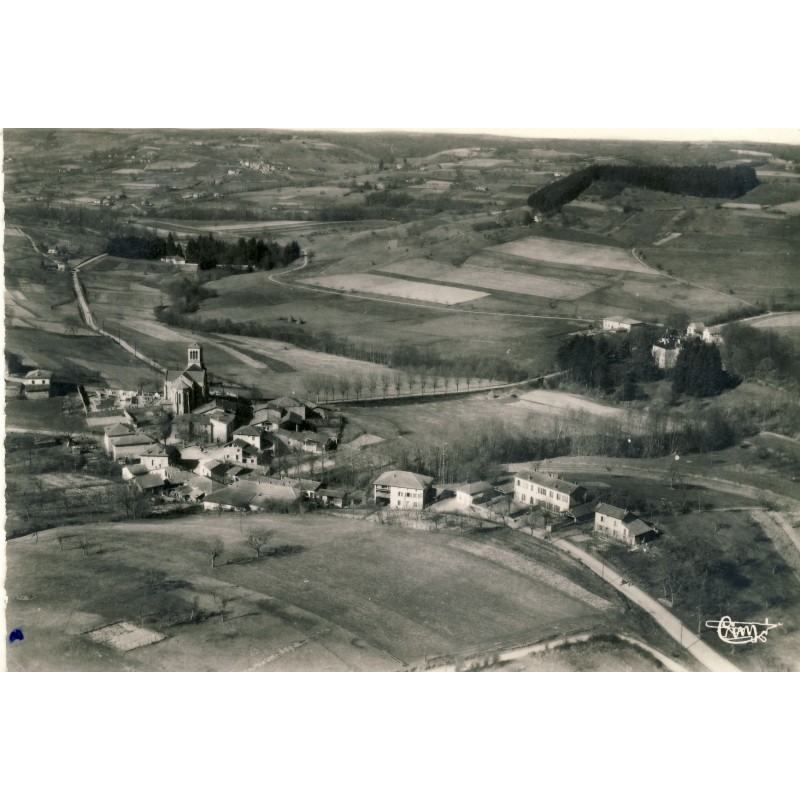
22;369;53;400
104;422;135;454
133;473;166;494
121;463;150;481
202;483;259;512
316;488;350;508
514;470;587;513
602;316;644;333
373;470;435;510
232;425;262;448
111;432;159;461
163;343;209;415
137;444;176;471
208;412;236;444
594;503;658;547
302;432;334;454
455;481;495;507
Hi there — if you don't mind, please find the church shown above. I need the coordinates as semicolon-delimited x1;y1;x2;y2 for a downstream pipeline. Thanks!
163;343;209;414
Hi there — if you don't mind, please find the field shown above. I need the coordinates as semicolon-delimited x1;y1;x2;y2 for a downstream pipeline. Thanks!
378;259;598;301
5;514;626;671
298;273;490;305
744;311;800;334
490;236;653;274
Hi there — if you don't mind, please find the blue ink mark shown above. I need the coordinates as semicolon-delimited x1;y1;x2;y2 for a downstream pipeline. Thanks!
9;629;24;643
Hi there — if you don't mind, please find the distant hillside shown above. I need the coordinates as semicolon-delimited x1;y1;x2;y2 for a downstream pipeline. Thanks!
528;164;759;214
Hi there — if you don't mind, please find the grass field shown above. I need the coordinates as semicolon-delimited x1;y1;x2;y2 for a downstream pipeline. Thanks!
298;274;490;305
6;514;625;671
378;259;598;301
490;236;653;274
744;312;800;334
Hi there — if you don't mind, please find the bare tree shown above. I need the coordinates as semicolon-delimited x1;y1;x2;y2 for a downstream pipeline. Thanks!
393;372;404;396
80;535;93;556
431;373;440;395
380;371;391;398
419;369;429;395
204;537;225;568
351;371;364;401
214;594;231;622
366;371;379;399
246;531;274;559
337;373;351;400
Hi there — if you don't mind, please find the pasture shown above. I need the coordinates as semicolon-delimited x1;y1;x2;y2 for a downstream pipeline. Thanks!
744;311;800;333
6;514;624;671
298;273;491;305
490;236;653;274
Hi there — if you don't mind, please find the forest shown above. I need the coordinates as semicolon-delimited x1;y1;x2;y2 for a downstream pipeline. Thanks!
185;234;301;270
107;232;184;260
528;164;759;214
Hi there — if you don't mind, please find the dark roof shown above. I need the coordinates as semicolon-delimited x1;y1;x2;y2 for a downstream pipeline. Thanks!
105;423;134;437
25;369;53;379
134;473;165;490
516;471;584;496
203;485;257;508
234;425;261;436
457;481;494;496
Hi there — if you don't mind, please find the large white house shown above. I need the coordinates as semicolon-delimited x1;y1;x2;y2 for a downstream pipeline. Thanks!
373;470;434;510
602;316;643;333
514;470;586;513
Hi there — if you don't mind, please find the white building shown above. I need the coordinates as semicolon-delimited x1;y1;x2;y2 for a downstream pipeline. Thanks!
594;503;657;547
602;316;643;333
373;470;434;510
514;471;586;513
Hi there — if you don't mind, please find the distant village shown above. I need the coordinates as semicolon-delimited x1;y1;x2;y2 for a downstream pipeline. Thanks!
9;315;732;548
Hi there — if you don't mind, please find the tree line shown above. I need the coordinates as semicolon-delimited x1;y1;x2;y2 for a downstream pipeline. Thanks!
107;232;184;260
185;233;301;271
528;164;759;214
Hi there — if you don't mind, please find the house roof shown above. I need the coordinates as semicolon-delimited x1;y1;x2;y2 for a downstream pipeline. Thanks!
203;485;258;508
124;463;150;476
105;423;134;437
516;471;584;496
317;488;349;498
113;434;156;447
294;479;322;492
234;425;261;437
25;369;52;379
595;503;629;520
210;413;236;425
457;481;494;496
248;480;301;504
134;473;165;490
374;470;434;490
139;445;168;458
628;518;656;536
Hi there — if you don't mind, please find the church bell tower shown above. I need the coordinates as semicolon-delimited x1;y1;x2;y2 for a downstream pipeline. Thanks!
187;343;204;369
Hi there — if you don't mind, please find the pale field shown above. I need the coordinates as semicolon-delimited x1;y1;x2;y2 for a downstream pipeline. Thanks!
145;161;198;169
774;200;800;215
745;312;800;332
445;266;595;300
298;274;490;305
214;334;404;384
490;237;655;274
517;390;627;419
379;261;594;300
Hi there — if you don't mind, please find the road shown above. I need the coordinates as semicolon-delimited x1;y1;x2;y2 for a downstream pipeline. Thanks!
547;534;739;671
